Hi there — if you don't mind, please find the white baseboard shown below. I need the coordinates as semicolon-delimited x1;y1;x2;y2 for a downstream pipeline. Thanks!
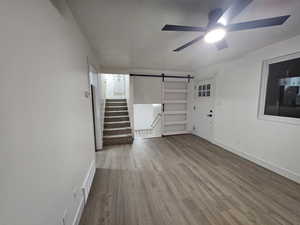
72;198;84;225
72;159;96;225
212;139;300;184
82;159;96;203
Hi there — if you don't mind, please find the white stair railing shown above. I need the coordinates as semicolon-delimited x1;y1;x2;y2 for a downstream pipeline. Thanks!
135;113;161;137
151;113;161;129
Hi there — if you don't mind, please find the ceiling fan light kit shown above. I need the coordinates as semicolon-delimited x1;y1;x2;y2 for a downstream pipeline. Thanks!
161;0;290;52
204;26;227;43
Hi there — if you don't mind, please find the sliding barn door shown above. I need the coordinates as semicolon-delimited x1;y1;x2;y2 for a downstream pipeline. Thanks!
162;77;190;135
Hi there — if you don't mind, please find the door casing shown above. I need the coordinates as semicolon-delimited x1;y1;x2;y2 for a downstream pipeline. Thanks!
192;77;215;142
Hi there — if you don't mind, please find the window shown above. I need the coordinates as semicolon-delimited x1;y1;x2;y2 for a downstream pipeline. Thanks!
198;84;212;97
259;52;300;124
207;84;211;96
198;85;202;97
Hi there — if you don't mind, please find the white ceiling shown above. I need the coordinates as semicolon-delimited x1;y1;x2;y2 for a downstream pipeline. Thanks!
68;0;300;72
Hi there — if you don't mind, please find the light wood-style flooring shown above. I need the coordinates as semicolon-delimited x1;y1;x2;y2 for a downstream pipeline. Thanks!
80;135;300;225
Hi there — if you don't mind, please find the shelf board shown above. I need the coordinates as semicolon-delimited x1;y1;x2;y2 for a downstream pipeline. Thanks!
164;111;187;115
162;130;189;136
165;120;187;125
165;89;187;93
164;78;189;83
164;100;187;104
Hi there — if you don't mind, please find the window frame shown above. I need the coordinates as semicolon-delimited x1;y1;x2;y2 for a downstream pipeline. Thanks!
258;51;300;125
198;84;212;98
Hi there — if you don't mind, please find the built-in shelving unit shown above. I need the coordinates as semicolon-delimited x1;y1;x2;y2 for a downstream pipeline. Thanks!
164;89;187;93
162;78;189;136
164;111;187;115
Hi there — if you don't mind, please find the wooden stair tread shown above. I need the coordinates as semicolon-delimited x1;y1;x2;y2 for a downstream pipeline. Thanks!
104;121;130;124
104;127;131;131
103;134;132;138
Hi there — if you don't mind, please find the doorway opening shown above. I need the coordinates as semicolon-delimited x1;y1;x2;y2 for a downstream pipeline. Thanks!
103;74;127;99
101;74;134;146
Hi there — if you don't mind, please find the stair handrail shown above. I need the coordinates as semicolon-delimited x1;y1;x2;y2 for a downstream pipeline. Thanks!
151;113;161;129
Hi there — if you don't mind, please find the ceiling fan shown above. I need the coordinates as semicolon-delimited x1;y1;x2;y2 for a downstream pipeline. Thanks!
161;0;290;52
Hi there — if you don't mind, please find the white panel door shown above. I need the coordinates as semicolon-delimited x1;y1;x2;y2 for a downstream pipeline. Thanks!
192;78;215;141
162;78;190;136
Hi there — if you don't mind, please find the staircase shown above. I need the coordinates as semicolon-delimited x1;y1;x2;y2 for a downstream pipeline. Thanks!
103;99;133;146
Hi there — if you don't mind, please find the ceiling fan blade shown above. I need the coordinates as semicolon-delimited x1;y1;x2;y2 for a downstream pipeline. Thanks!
215;39;228;50
218;0;253;25
227;15;290;31
208;8;225;27
173;35;204;52
162;24;206;32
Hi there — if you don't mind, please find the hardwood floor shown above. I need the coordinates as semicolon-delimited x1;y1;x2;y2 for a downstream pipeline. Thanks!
80;135;300;225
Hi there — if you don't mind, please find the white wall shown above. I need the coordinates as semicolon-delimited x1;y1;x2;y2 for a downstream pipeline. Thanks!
0;1;98;225
133;77;162;104
134;104;154;129
194;35;300;183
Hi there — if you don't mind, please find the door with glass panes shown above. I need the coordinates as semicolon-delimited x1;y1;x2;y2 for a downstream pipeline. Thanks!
192;78;215;141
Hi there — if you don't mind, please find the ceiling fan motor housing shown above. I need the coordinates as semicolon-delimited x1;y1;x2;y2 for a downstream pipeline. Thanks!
208;8;224;28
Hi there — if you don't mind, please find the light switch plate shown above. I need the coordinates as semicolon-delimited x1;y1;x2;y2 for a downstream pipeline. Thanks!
84;91;90;98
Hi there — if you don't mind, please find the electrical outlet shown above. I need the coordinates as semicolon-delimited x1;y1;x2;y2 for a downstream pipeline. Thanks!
193;125;196;131
84;91;90;98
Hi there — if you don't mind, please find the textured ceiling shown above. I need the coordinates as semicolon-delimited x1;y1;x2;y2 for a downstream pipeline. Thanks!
68;0;300;72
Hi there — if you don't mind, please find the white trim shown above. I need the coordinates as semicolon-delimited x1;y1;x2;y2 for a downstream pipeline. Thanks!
164;111;187;115
72;160;96;225
164;78;189;83
212;139;300;184
163;131;190;136
165;89;187;93
164;100;187;104
258;51;300;126
72;198;84;225
82;160;96;204
165;120;187;125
